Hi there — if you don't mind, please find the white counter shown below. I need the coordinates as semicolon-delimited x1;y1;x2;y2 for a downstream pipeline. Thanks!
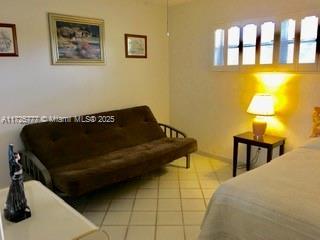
0;181;97;240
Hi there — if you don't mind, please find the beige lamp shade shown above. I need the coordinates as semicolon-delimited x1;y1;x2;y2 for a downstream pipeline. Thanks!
247;94;275;116
247;94;275;139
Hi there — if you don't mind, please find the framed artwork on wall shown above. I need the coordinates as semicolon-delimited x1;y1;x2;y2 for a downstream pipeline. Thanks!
0;23;18;57
48;13;105;65
125;34;147;58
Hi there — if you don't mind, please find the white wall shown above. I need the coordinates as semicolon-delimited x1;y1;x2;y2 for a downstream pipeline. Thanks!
0;0;169;187
169;0;320;162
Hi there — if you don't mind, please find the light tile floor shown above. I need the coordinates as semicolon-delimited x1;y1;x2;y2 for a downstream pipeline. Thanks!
66;154;236;240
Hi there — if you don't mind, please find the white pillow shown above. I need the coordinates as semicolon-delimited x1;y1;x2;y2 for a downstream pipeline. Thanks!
300;137;320;150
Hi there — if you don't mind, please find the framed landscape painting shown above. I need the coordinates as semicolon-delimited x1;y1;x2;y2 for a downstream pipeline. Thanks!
48;13;105;65
0;23;18;57
125;34;147;58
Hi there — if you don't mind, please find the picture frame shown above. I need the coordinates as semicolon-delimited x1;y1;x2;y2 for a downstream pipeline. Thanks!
0;23;18;57
48;13;105;65
125;34;147;58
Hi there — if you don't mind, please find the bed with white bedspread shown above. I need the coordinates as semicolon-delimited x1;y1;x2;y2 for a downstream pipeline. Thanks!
199;138;320;240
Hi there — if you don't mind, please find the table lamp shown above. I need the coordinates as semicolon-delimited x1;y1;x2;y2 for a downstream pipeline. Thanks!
247;94;275;139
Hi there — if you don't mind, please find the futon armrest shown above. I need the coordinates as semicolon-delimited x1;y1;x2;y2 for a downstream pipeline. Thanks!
159;123;187;138
20;151;53;190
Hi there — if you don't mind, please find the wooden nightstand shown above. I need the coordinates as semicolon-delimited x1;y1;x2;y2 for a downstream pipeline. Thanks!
233;131;286;177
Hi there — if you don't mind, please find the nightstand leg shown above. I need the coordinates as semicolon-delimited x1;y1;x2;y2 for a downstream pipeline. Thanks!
233;140;239;177
267;147;273;162
279;144;285;155
246;144;251;171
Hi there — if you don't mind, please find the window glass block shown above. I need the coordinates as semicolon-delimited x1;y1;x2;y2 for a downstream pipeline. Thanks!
243;24;257;65
261;22;275;44
299;42;317;63
260;45;274;64
260;22;275;64
299;16;318;64
227;48;239;65
243;47;256;65
300;16;318;41
243;24;257;45
227;26;240;66
228;26;240;47
279;19;296;64
214;29;224;66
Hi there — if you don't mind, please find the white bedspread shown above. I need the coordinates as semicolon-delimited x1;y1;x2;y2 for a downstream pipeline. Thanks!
199;145;320;240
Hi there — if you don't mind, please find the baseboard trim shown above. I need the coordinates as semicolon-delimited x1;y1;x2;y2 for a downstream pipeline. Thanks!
196;151;231;163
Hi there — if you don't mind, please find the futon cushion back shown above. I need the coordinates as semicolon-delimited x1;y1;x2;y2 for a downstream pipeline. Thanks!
21;106;165;169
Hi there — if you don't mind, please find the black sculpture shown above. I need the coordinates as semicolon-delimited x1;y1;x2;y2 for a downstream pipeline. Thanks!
3;144;31;222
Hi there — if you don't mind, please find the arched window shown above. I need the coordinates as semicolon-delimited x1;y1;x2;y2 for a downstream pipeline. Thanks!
260;22;275;64
242;24;257;65
299;16;319;64
227;26;240;66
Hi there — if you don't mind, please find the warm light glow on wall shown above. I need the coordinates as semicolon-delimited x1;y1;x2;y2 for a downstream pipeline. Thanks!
267;116;286;133
255;72;292;91
253;72;295;135
254;72;294;112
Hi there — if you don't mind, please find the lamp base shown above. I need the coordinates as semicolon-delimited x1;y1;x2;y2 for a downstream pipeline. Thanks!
252;117;267;140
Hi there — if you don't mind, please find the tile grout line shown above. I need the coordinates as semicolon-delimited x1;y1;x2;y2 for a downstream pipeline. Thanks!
193;160;209;208
123;184;139;240
178;163;187;240
99;197;112;229
209;159;223;184
207;159;219;205
154;175;160;240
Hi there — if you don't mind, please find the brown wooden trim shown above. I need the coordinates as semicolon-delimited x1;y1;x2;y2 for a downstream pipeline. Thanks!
0;23;19;57
124;33;147;58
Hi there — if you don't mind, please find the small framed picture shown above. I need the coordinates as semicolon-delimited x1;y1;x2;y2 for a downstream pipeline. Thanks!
48;13;105;65
125;34;147;58
0;23;19;57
